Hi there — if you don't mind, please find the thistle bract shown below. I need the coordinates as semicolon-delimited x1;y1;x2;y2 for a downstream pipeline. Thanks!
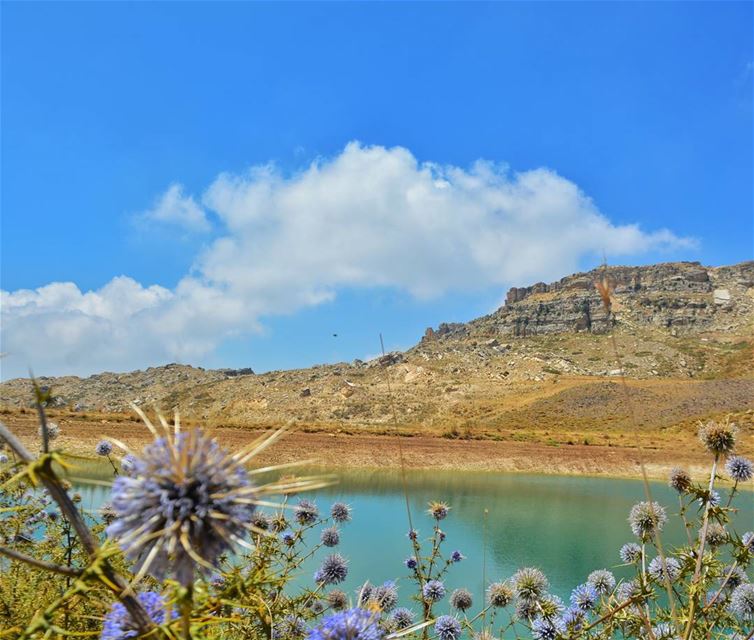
106;429;257;586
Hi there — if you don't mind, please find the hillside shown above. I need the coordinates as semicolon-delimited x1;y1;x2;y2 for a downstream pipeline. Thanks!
2;261;753;462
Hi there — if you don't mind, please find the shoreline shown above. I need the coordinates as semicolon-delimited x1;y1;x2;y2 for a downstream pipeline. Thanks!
2;413;733;484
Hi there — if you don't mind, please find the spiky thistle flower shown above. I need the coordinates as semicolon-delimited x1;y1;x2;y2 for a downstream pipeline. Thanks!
726;456;753;482
315;554;349;585
40;422;60;440
562;607;585;631
531;616;566;640
450;588;473;611
404;556;418;570
274;615;307;639
321;527;340;547
106;411;321;586
307;608;384;640
372;581;399;613
512;567;549;601
450;550;464;562
669;468;692;493
570;584;598;611
742;531;754;548
296;499;319;525
330;502;352;523
628;501;667;541
698;420;737;456
619;542;642;564
96;440;113;456
120;454;136;475
729;583;754;621
487;581;513;607
587;569;616;595
428;501;450;520
721;565;749;590
101;591;173;640
702;523;729;547
422;579;446;602
648;557;682;583
390;608;415;630
434;615;462;640
327;590;348;611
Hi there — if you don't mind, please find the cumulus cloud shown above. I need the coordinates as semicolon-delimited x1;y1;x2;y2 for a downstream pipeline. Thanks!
1;142;693;379
135;183;210;232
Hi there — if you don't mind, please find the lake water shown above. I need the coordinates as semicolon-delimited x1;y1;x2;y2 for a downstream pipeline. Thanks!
73;465;753;617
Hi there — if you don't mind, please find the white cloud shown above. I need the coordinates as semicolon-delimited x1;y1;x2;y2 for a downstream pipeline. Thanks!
1;142;694;379
136;183;210;232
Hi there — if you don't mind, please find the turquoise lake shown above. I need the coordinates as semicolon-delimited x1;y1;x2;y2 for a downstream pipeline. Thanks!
73;466;753;617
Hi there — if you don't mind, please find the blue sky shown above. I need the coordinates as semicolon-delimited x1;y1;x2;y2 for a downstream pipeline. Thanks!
1;1;751;379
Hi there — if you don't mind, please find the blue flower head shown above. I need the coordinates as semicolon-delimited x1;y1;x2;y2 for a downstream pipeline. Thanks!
422;579;446;602
434;615;461;640
570;584;598;611
450;550;464;562
404;556;418;570
307;608;384;640
314;554;349;585
101;591;172;640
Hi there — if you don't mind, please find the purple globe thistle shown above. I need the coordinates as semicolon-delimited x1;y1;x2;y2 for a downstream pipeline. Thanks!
307;608;384;640
698;420;737;456
570;584;598;611
487;581;513;607
106;429;258;586
562;607;585;631
390;608;415;630
40;422;60;440
721;565;749;590
314;554;349;585
512;567;549;601
587;569;616;595
96;440;113;456
422;579;446;602
539;594;566;619
726;456;753;483
357;582;373;606
330;502;352;523
450;588;473;612
742;531;754;548
450;550;464;563
321;527;340;547
628;501;667;541
531;616;566;640
274;615;307;639
371;581;399;613
101;591;173;640
251;512;271;531
428;501;450;520
310;600;326;615
120;454;136;475
407;529;418;541
515;597;539;620
438;530;447;542
619;542;642;564
702;523;729;547
699;490;721;508
648;557;682;583
669;468;692;493
281;530;296;546
327;590;348;611
404;556;418;570
729;583;754;620
434;615;461;640
295;499;319;525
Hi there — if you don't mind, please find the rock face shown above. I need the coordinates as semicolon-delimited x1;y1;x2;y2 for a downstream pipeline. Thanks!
461;261;754;338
